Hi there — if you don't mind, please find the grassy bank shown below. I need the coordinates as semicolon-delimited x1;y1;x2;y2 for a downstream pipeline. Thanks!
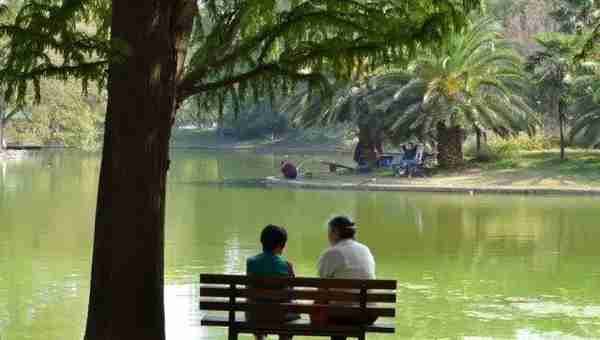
294;150;600;190
169;129;600;190
453;150;600;187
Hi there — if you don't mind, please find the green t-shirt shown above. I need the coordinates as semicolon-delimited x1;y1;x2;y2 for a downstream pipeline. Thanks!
246;252;290;277
245;252;300;322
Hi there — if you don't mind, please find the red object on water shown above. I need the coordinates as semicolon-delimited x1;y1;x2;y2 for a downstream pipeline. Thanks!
281;161;298;179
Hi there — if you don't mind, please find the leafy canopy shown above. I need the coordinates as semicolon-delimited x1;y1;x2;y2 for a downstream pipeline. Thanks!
290;18;534;143
0;0;481;112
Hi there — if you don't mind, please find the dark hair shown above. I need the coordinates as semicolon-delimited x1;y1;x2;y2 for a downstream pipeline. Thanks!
261;224;288;252
329;216;357;239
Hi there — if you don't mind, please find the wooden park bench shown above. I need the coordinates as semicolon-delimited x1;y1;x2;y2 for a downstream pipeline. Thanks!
199;274;397;340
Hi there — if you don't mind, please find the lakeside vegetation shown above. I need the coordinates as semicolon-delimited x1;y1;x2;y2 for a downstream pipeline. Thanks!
169;129;600;190
301;150;600;188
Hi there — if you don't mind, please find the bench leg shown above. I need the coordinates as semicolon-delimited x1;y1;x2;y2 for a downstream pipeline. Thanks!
228;329;238;340
358;333;365;340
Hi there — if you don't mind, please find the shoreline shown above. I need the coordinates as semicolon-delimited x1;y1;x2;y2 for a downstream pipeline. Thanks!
4;144;600;197
0;150;29;162
170;142;351;154
265;176;600;196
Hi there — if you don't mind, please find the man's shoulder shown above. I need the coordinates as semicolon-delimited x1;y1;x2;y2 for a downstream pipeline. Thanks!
247;253;265;266
320;246;344;261
248;253;288;265
247;253;260;262
353;240;370;250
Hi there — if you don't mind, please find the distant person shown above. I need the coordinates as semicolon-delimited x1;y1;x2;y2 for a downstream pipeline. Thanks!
353;141;381;166
246;225;299;340
353;141;364;164
317;216;377;340
281;160;298;179
398;142;419;175
402;142;418;161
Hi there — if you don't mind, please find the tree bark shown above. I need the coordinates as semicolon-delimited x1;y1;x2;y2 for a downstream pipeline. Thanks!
475;126;482;155
0;98;6;151
84;1;195;340
559;111;566;161
556;94;566;161
357;122;381;169
437;122;465;169
355;103;384;169
0;118;5;152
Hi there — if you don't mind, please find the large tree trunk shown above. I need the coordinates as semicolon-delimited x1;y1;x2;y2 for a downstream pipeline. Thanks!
0;118;5;152
437;122;465;169
357;123;382;169
475;126;482;155
84;1;195;340
554;93;566;161
0;98;6;152
217;111;225;135
355;104;384;169
559;107;566;161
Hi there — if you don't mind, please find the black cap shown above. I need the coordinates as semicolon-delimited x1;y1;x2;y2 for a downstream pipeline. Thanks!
329;216;356;229
329;216;357;239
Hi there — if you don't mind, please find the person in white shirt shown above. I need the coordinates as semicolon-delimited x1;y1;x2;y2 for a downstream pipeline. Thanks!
317;216;377;340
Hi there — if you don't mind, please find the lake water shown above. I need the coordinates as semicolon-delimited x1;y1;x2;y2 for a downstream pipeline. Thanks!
1;150;600;340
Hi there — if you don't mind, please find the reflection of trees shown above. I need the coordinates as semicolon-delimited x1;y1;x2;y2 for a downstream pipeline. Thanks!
168;151;279;183
4;151;600;339
0;151;98;340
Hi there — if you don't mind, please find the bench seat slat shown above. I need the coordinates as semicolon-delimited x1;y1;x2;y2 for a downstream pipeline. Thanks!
199;301;395;317
201;315;396;334
200;274;396;290
200;287;397;303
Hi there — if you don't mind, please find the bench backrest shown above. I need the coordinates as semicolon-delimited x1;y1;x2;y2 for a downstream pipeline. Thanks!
199;274;397;323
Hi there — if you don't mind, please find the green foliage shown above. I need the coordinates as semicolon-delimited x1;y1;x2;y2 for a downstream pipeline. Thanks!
489;134;553;156
526;32;580;91
0;0;486;152
0;0;111;104
285;123;354;145
550;0;597;34
226;101;289;140
293;18;534;145
526;32;581;147
0;0;483;111
6;79;104;150
549;0;600;62
570;66;600;146
466;133;558;162
184;0;482;112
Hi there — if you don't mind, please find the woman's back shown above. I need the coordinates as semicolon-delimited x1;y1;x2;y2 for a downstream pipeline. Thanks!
318;239;375;280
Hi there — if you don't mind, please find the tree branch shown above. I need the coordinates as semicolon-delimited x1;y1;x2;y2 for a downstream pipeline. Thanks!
179;63;326;100
178;4;385;97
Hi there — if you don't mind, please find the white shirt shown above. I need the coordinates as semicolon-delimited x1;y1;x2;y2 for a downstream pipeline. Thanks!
318;239;376;280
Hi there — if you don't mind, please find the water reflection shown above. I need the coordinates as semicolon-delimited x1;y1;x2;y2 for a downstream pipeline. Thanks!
1;150;600;339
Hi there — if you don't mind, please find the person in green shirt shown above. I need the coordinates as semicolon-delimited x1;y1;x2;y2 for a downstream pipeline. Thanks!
246;224;298;340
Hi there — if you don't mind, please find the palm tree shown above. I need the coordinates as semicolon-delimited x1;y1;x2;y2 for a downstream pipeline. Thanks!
526;33;579;160
296;18;533;168
570;65;600;147
398;18;534;167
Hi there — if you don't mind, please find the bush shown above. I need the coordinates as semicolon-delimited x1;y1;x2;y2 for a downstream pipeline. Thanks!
286;123;354;145
488;138;522;159
226;102;290;140
6;79;105;150
466;133;557;162
502;133;556;151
